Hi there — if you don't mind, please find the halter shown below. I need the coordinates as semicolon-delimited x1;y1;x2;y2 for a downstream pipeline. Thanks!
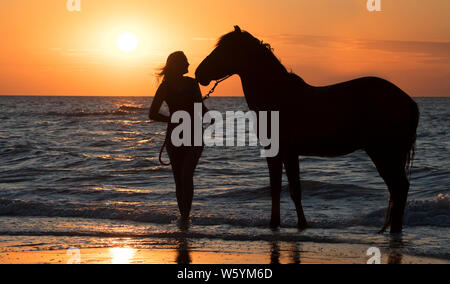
158;75;232;166
202;75;232;101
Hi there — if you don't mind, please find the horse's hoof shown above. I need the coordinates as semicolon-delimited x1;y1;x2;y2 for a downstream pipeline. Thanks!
389;226;403;235
269;220;280;231
377;227;388;234
297;222;308;231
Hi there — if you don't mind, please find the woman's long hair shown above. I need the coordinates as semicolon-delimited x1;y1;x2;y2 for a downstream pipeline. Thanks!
157;51;187;82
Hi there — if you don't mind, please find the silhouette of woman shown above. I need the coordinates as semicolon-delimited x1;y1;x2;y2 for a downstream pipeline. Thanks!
149;51;207;220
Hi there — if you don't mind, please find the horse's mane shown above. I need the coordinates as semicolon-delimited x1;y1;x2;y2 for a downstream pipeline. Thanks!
216;30;289;75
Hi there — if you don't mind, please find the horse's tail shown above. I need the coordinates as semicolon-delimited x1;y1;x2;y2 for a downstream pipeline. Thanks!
405;99;420;177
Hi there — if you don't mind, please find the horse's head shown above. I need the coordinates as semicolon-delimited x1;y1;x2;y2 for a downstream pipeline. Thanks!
196;26;266;86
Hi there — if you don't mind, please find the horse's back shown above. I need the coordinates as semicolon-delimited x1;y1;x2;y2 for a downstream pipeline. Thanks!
281;75;419;156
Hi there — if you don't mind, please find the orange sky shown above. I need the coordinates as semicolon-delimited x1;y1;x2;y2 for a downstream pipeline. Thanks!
0;0;449;97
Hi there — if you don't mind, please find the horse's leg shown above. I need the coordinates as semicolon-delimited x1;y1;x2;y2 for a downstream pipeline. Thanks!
267;156;282;230
283;153;308;230
389;170;410;234
367;149;410;234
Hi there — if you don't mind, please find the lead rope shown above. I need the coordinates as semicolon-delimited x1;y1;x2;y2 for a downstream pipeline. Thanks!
202;75;231;101
158;75;231;166
158;139;171;166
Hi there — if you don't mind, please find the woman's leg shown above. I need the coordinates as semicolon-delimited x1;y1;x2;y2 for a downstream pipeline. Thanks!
167;142;203;219
167;144;189;219
179;146;204;217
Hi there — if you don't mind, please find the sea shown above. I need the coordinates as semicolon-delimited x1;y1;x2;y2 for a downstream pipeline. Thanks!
0;96;448;262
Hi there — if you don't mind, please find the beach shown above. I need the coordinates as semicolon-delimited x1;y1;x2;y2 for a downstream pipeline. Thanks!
2;236;448;264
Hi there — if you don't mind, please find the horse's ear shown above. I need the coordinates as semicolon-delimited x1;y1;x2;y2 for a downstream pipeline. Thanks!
234;26;242;33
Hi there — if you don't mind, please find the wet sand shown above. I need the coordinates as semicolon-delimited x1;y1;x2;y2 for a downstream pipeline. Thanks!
1;241;447;264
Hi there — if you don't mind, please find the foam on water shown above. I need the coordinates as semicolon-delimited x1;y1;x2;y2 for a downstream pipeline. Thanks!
0;192;448;229
405;194;450;227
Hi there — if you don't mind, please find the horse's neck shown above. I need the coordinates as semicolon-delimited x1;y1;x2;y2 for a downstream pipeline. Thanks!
239;68;305;111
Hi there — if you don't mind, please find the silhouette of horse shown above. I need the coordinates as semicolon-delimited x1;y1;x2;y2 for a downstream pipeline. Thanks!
195;26;420;234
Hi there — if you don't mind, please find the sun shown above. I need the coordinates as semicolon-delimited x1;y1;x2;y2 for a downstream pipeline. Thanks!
116;32;139;53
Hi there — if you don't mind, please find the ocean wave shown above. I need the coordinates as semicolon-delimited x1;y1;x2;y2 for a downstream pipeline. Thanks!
0;198;272;228
0;229;363;246
46;110;128;117
0;198;177;224
0;193;448;229
0;142;35;156
405;194;450;227
44;105;146;117
117;105;145;112
210;180;382;201
32;187;153;199
0;179;378;204
0;186;175;202
363;194;450;228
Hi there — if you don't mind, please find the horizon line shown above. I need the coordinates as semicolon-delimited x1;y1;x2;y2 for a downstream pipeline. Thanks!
0;95;448;98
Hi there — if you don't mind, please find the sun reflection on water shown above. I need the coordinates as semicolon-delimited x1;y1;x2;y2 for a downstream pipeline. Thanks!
110;247;137;264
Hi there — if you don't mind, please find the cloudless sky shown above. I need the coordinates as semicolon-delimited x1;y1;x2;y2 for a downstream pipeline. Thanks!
0;0;449;97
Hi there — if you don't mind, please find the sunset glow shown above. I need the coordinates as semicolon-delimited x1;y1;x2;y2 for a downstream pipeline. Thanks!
117;33;139;53
0;1;448;97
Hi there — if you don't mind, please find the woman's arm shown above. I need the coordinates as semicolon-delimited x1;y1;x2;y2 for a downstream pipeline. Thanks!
149;83;170;123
